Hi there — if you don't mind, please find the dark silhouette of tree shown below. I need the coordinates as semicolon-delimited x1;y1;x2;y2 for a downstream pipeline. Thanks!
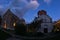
0;16;2;26
15;23;27;35
29;19;43;32
53;20;60;32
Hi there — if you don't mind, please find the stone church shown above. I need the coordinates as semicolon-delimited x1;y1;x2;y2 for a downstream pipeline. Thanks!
34;10;53;33
2;9;24;30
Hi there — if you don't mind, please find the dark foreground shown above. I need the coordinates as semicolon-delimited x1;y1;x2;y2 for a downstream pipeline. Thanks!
0;30;60;40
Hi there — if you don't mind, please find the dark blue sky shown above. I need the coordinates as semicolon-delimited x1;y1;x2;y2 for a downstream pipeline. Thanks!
0;0;60;23
24;0;60;23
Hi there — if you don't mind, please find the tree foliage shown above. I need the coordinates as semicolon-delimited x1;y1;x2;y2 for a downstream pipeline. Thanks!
15;23;27;35
28;19;42;32
0;16;2;25
54;20;60;32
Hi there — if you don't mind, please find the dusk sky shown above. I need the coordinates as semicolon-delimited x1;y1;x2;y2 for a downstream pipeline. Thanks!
0;0;60;23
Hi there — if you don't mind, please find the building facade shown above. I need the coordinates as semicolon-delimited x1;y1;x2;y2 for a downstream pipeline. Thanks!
34;10;53;33
2;9;21;30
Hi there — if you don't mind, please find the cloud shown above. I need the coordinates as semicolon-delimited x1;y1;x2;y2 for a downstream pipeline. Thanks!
11;0;39;18
0;0;39;18
28;0;39;10
12;0;39;9
0;0;14;15
11;0;28;7
18;0;28;4
0;5;4;15
44;0;51;4
0;5;3;8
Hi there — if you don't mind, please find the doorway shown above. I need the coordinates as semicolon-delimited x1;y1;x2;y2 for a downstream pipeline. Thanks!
44;28;48;33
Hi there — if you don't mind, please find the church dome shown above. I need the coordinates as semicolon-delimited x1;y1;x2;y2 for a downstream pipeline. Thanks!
38;10;47;15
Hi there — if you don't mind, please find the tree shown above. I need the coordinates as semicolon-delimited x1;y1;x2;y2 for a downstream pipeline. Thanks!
54;20;60;32
15;23;27;35
28;19;43;32
0;16;2;26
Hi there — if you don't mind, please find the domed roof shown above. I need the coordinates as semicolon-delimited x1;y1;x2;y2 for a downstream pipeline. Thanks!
38;10;47;15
